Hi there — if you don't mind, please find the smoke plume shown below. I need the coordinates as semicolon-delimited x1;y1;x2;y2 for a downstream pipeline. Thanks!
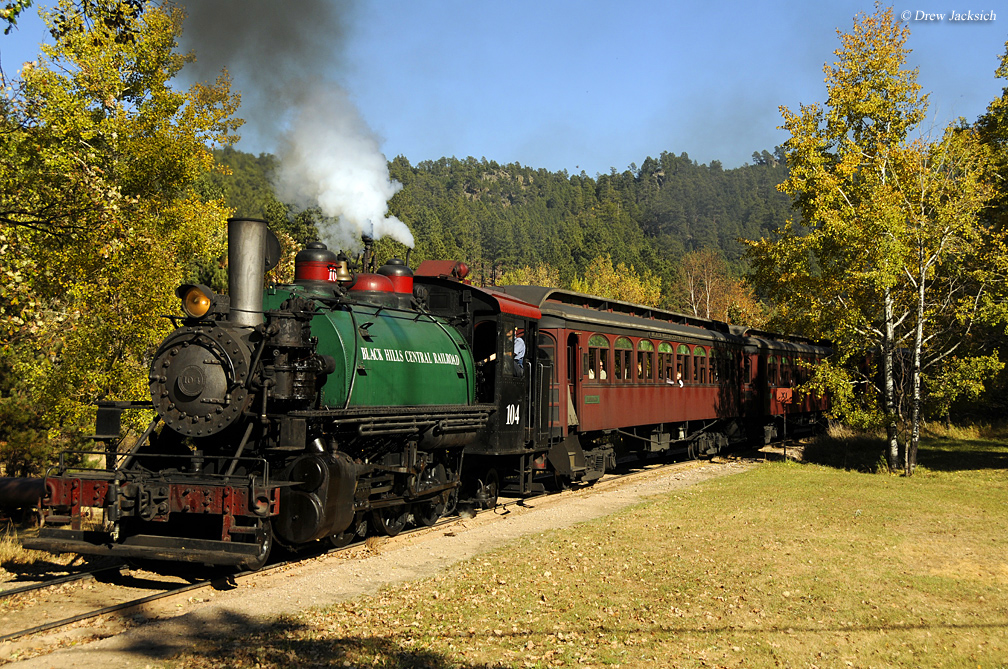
175;0;414;248
273;87;414;249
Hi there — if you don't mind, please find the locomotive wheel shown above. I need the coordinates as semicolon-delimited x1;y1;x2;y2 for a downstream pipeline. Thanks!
443;485;458;516
415;491;449;527
415;463;450;527
329;513;366;549
329;528;356;548
371;503;409;537
240;521;274;572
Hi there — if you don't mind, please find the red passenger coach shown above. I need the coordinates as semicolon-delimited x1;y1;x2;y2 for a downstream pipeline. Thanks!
499;286;830;486
739;329;831;443
412;263;829;498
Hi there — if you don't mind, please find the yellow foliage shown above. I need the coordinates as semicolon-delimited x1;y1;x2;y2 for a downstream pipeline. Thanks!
570;255;662;307
0;1;241;441
746;7;1004;467
498;263;561;287
673;248;764;325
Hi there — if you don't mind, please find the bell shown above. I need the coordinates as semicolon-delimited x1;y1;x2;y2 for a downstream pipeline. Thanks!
332;253;353;283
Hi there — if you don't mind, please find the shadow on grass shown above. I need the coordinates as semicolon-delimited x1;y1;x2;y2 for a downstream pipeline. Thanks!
915;436;1008;472
116;611;505;669
800;433;888;473
799;427;1008;473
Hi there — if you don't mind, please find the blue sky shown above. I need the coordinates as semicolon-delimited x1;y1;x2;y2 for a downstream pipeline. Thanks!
1;1;1005;176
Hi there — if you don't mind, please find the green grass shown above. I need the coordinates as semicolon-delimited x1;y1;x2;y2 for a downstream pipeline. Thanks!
168;435;1008;668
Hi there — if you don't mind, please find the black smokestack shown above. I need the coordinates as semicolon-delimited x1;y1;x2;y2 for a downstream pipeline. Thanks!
176;1;414;250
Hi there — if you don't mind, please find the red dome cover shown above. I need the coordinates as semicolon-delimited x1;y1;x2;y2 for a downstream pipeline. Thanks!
348;273;394;293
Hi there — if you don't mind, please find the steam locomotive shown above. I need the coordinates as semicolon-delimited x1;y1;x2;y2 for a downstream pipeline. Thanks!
23;218;830;569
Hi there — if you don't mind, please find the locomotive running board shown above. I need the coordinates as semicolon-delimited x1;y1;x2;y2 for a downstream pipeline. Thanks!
23;528;262;565
290;404;494;433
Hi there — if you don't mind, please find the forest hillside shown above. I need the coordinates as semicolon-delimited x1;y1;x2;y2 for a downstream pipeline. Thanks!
210;146;792;311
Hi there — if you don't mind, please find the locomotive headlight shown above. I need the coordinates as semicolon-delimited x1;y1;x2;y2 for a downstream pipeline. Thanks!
176;284;213;319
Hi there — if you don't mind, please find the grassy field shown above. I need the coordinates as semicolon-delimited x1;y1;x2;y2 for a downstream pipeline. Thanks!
167;429;1008;668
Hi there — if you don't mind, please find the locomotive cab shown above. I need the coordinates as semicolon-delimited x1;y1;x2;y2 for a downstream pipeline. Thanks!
413;264;552;503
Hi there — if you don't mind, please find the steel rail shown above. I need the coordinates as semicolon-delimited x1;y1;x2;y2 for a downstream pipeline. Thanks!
0;565;120;600
0;577;214;644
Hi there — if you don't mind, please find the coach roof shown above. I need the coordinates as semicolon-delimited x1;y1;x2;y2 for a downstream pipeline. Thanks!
497;285;738;343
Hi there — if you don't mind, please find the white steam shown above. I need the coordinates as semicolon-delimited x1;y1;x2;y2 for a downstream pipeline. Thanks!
175;1;413;250
274;88;414;250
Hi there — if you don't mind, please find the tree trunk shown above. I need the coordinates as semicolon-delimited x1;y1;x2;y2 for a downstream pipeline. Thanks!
906;272;926;476
883;287;900;472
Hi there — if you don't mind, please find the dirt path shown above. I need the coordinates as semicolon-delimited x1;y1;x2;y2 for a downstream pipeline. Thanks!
10;458;752;668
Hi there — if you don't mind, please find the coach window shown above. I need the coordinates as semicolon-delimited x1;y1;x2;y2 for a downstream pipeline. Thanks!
614;337;633;381
781;357;791;386
676;344;691;385
658;342;673;381
637;340;654;382
587;334;609;382
768;356;777;386
694;346;707;383
709;350;719;384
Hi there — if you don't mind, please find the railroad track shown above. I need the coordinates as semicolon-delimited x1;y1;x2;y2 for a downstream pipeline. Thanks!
0;565;121;602
0;513;463;650
0;452;754;661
